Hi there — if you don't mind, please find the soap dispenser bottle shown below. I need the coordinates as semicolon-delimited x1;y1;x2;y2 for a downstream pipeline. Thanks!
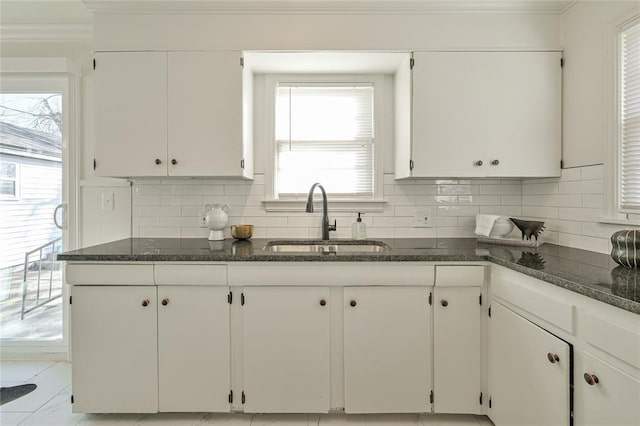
352;212;367;240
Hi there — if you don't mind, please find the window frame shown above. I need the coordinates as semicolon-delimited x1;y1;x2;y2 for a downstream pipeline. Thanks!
263;74;386;212
604;11;640;225
0;160;21;200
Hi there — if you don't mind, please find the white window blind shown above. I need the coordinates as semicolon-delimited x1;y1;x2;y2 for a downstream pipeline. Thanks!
620;17;640;211
275;84;374;197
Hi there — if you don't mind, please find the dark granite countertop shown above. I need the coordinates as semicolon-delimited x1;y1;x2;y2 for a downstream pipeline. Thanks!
58;237;640;315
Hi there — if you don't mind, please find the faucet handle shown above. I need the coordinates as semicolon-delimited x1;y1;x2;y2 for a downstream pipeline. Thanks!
329;220;337;232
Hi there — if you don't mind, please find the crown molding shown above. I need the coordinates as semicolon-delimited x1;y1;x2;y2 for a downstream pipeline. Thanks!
0;24;93;42
82;1;574;15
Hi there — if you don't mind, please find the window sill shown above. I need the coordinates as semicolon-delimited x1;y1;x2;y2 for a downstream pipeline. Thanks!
262;199;387;213
598;216;640;227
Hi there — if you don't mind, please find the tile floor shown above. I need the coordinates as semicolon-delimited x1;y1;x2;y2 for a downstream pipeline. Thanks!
0;361;494;426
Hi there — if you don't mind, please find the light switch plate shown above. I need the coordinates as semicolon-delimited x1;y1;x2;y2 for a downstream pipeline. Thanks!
101;192;114;211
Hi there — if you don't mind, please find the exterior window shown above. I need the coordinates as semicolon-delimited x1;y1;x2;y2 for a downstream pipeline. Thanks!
618;17;640;212
0;161;19;199
274;83;375;198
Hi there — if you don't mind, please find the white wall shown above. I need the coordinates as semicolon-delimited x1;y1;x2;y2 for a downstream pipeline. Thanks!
93;12;561;51
560;0;639;168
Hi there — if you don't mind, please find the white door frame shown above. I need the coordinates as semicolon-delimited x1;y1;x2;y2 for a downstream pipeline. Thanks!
0;58;81;359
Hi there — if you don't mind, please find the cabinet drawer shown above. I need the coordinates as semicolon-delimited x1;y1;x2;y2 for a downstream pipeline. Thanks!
229;262;434;286
436;265;484;287
66;263;154;285
582;311;640;369
154;264;227;285
491;271;574;334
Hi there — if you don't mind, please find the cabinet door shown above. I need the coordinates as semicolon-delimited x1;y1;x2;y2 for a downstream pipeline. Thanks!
489;302;570;426
411;51;561;178
344;286;431;413
157;286;230;412
242;286;330;413
71;286;158;413
94;52;167;177
576;352;640;426
412;52;489;178
168;51;245;177
485;52;561;177
433;287;481;414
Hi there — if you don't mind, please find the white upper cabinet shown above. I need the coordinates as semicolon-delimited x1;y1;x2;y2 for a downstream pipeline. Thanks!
94;52;168;177
168;51;251;177
94;51;253;178
397;51;561;178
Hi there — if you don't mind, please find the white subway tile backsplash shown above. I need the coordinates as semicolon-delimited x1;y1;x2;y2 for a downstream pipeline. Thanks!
437;185;473;196
130;170;620;254
539;194;582;208
479;184;521;195
178;185;224;195
523;182;559;195
521;195;540;206
133;195;161;206
161;195;203;206
558;207;604;222
558;181;582;194
415;195;458;205
180;227;210;238
558;233;609;254
582;194;604;209
522;206;559;219
395;227;437;238
580;179;604;194
459;195;501;205
478;205;522;216
437;227;476;238
580;165;604;180
138;205;182;217
500;195;522;206
436;205;479;217
139;226;181;238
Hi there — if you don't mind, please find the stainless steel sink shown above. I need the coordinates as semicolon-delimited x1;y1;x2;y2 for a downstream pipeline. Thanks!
263;240;391;253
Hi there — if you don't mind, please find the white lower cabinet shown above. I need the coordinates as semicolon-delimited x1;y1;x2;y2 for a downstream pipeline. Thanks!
433;287;481;414
576;352;640;426
71;286;158;413
488;302;571;426
157;286;231;412
343;286;432;413
242;286;331;413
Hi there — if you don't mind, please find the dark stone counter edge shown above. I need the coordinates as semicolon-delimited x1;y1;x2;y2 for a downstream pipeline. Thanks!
57;252;640;315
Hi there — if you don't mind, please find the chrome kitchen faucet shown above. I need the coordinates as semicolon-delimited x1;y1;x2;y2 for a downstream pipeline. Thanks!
305;183;337;241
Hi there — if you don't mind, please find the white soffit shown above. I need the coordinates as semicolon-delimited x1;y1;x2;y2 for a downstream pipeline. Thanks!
245;51;410;74
82;0;577;14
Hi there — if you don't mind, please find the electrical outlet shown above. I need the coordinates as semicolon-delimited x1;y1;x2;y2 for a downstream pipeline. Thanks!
413;208;433;227
199;208;209;228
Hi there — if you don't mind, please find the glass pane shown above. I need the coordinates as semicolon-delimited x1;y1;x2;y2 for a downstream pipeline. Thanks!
0;180;16;196
0;92;63;341
275;84;375;197
0;162;16;178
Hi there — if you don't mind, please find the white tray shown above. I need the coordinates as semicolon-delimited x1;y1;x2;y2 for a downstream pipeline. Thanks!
477;236;544;248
